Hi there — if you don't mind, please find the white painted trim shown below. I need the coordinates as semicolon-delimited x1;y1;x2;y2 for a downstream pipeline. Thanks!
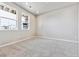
37;36;78;43
0;36;35;48
38;3;78;16
0;36;78;48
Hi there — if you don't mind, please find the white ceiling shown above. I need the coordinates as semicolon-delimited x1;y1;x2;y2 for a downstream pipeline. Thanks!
14;2;76;16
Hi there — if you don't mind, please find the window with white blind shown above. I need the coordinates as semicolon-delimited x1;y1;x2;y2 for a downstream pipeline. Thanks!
0;3;17;30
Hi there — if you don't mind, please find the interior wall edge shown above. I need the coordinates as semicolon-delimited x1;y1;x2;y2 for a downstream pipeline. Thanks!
37;36;78;44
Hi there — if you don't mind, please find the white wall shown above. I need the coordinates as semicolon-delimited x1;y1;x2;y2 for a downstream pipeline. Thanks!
37;4;78;42
37;4;79;56
0;3;36;45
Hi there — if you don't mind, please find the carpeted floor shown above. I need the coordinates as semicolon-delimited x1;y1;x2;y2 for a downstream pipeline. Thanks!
0;37;77;57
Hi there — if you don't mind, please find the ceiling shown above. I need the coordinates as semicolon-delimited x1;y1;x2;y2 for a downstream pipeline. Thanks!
14;2;76;16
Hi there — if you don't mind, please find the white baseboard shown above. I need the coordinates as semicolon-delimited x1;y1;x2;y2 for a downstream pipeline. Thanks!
36;36;78;43
0;36;35;48
0;35;78;48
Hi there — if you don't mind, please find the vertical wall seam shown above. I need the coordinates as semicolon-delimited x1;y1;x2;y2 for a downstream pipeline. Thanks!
75;3;78;56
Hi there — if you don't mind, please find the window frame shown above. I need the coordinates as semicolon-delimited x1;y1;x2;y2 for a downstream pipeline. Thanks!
0;16;18;31
0;3;18;31
21;13;30;31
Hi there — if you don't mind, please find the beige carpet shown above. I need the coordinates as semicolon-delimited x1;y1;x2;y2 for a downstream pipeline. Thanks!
0;37;77;57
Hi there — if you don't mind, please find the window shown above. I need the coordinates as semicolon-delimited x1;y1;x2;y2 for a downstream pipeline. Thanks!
0;17;17;30
0;3;30;31
21;13;30;30
0;3;17;30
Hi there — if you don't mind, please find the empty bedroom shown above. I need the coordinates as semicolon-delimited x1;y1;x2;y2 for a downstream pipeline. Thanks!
0;1;79;57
